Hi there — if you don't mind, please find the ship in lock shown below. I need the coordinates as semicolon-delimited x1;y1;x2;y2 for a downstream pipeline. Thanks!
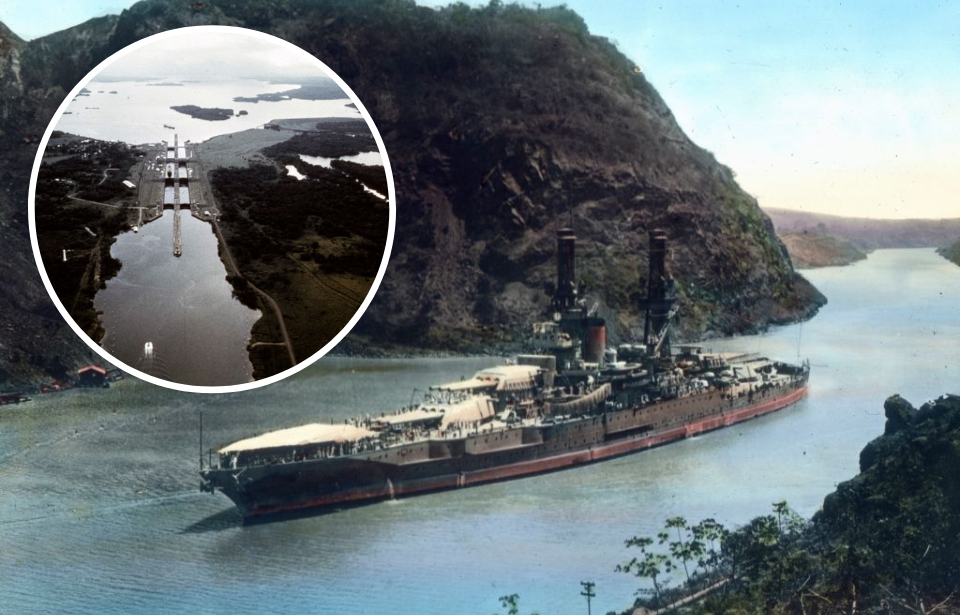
200;228;810;521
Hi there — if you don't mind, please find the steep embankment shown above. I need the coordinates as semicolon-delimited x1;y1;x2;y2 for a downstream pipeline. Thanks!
0;0;823;383
778;232;867;269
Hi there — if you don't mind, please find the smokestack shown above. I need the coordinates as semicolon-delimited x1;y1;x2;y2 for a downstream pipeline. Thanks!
641;230;675;359
554;227;577;311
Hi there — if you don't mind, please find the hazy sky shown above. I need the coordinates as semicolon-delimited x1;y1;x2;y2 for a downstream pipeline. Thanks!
94;31;327;82
5;1;958;219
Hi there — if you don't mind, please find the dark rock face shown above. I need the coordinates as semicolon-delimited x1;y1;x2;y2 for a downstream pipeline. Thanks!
0;0;824;382
882;394;916;436
821;394;960;593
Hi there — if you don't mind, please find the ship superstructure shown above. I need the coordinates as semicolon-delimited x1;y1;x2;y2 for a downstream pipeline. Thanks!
201;229;809;521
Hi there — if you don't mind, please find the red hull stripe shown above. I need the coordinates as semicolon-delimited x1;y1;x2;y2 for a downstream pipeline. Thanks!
250;386;808;517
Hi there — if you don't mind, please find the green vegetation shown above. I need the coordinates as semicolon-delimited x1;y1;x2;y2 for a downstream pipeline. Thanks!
492;593;538;615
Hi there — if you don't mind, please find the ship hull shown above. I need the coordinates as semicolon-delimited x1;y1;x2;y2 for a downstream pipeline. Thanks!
202;382;808;522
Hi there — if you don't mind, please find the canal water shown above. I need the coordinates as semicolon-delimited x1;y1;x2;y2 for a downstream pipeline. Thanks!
2;249;958;614
299;151;383;169
296;152;389;199
94;211;261;386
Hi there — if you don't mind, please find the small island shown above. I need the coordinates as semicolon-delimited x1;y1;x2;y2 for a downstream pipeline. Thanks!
170;105;234;121
237;110;248;116
233;81;347;103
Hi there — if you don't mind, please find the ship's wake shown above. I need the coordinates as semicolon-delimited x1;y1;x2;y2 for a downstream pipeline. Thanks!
138;341;172;381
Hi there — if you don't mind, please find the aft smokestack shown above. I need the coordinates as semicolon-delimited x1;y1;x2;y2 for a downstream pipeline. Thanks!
553;227;577;311
640;230;676;359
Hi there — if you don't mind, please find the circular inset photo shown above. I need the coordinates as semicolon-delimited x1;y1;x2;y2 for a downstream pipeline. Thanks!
28;27;395;392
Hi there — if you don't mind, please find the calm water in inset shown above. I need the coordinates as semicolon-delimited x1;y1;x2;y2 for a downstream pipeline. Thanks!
2;249;958;614
59;80;356;144
94;211;260;386
299;151;383;169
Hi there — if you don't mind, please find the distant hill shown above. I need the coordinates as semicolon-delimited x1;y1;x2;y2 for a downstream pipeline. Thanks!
766;207;960;250
938;238;960;267
779;231;867;269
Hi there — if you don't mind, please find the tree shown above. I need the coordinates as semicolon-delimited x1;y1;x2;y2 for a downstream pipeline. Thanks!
692;518;727;575
662;516;703;583
493;593;538;615
619;535;674;606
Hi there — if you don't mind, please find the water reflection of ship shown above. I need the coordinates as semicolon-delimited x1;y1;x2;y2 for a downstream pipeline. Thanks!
139;341;172;380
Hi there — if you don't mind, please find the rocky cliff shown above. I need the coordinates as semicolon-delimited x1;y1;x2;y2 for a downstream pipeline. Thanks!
0;0;823;383
816;394;960;601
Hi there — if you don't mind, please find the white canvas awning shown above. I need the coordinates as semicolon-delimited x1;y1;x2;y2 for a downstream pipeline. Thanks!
439;396;496;430
430;376;498;392
432;365;540;393
219;423;374;453
375;408;445;426
478;365;540;391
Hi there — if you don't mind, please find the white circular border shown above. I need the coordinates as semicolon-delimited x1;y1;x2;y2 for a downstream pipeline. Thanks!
28;25;397;394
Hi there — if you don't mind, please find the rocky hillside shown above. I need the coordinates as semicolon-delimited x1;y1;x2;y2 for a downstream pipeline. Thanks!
0;21;107;385
778;231;867;269
0;0;824;383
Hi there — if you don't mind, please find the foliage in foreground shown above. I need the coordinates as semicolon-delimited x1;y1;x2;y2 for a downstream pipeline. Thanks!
617;394;960;615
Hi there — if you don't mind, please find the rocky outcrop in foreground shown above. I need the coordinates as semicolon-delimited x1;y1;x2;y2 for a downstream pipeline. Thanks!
658;394;960;615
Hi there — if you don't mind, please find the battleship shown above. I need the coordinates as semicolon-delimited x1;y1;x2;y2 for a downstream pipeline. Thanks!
201;229;809;521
